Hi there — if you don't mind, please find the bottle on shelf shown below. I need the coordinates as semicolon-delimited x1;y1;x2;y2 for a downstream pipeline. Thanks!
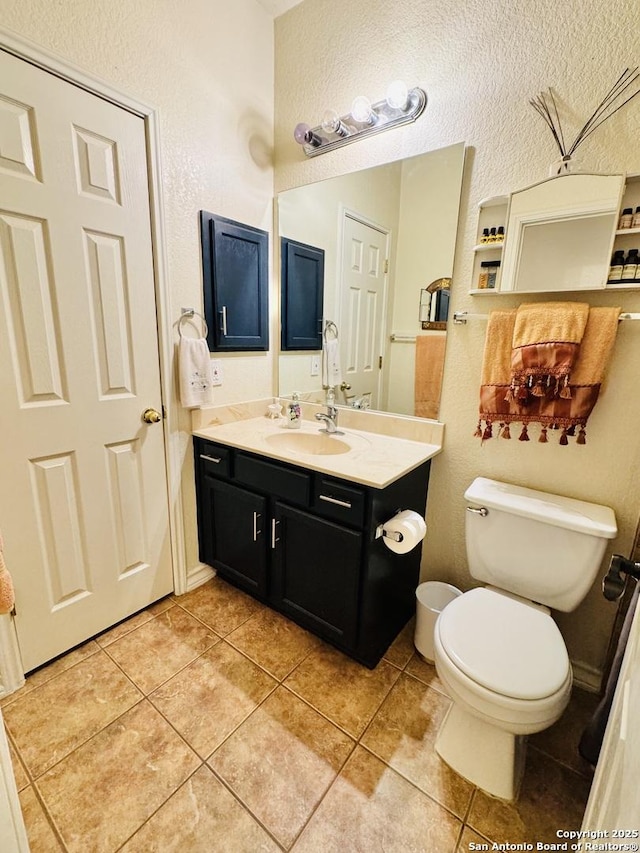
633;207;640;229
496;226;505;243
480;228;490;244
478;259;500;289
488;227;497;243
618;208;633;229
622;249;639;281
608;250;626;282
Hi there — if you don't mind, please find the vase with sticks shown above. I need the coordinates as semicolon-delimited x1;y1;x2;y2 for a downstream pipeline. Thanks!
530;68;640;177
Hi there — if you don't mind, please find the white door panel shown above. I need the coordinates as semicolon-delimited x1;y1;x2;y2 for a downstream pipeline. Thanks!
0;50;173;671
339;216;388;409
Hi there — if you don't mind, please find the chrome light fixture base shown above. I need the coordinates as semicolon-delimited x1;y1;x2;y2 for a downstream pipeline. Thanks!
298;87;427;158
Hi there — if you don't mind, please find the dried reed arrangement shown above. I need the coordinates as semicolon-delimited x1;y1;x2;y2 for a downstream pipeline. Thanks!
530;68;640;169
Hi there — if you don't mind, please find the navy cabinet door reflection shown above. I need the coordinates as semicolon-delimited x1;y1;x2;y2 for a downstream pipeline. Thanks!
281;238;324;351
201;211;269;351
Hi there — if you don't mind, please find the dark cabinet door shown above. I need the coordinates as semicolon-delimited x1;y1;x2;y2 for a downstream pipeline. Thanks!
201;212;269;351
271;502;361;647
281;238;324;350
198;475;267;596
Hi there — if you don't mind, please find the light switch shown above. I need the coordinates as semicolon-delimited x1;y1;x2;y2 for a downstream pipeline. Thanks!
211;360;223;386
310;355;320;376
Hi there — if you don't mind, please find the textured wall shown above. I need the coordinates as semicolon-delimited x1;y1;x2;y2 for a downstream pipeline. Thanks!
275;0;640;681
0;0;275;571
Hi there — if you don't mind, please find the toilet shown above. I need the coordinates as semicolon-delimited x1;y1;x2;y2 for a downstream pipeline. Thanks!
434;477;617;801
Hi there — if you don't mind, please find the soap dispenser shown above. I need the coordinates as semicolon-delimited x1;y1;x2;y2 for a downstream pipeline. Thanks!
286;393;302;429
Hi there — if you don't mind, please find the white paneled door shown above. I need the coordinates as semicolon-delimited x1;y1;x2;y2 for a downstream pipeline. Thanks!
0;50;173;672
339;214;388;410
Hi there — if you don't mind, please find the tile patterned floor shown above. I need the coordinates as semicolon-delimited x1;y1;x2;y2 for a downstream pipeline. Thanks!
2;576;597;852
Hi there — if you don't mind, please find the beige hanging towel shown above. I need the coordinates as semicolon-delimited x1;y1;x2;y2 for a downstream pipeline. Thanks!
476;305;620;445
0;528;15;616
414;334;446;419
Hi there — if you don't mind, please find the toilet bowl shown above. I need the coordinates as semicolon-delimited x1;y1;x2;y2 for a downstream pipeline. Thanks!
433;478;617;801
433;587;573;799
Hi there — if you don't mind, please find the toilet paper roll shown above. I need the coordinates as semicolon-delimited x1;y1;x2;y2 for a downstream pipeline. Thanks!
382;509;427;554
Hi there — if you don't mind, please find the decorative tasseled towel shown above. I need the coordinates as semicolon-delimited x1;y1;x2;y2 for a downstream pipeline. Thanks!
0;529;15;616
476;304;620;446
415;334;446;419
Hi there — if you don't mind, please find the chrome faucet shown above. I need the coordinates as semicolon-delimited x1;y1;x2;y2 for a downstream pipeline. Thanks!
315;403;342;434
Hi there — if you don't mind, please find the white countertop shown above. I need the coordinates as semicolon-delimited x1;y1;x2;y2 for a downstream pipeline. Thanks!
193;415;441;489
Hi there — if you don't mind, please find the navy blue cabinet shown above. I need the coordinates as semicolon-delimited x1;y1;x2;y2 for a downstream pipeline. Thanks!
280;238;324;350
194;436;431;668
200;212;269;351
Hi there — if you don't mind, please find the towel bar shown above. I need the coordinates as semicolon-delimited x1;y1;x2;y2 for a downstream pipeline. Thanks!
453;311;640;325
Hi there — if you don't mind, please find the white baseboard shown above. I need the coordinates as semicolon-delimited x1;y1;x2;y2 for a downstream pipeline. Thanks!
183;562;216;593
571;659;602;694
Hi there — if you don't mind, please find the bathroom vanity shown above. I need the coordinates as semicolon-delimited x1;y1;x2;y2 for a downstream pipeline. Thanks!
192;407;441;667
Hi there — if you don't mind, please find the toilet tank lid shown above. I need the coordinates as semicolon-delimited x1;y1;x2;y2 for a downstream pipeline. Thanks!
464;478;617;539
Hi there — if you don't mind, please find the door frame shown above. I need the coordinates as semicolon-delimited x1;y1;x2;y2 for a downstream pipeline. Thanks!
0;29;189;691
335;206;391;408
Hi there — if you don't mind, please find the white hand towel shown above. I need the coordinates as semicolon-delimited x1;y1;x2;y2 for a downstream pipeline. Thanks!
179;337;215;408
322;338;343;387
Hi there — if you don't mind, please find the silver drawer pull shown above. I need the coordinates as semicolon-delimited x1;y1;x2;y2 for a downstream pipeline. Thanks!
466;506;488;517
200;454;222;464
253;511;262;542
271;518;280;549
319;495;352;509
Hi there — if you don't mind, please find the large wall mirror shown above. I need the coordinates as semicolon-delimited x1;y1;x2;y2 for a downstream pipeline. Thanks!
277;141;466;420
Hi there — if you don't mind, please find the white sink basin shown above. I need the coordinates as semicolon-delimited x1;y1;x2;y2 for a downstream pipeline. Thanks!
265;431;353;456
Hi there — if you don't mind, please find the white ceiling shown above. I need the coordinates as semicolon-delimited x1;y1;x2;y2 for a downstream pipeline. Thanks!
256;0;304;17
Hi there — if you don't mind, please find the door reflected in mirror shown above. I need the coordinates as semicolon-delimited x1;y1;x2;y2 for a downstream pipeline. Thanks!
277;141;465;419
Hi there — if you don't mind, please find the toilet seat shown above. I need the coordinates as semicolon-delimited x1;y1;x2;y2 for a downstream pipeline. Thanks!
437;587;570;700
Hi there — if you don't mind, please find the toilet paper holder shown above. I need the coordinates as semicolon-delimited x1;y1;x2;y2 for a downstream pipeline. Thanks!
375;511;405;543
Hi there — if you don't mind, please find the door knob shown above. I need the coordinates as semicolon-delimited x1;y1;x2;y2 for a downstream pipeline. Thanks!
142;407;162;424
340;381;351;391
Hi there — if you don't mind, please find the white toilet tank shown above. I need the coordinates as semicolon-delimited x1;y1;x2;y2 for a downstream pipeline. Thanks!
465;478;617;612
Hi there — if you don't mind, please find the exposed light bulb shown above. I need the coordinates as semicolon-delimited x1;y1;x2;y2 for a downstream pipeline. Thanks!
386;80;409;110
321;109;348;137
351;95;376;126
293;122;321;147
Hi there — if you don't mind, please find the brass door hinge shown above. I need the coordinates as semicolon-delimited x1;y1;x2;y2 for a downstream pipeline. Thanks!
379;355;383;369
384;259;389;274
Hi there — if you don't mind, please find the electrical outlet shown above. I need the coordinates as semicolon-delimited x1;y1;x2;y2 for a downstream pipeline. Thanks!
211;360;223;386
310;355;320;376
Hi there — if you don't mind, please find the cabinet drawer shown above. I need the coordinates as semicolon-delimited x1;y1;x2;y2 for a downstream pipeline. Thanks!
235;452;310;506
196;440;232;479
313;477;366;528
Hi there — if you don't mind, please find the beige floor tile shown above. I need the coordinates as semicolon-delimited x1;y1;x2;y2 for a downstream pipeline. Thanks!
530;687;598;777
95;598;175;647
19;785;64;852
176;576;264;635
150;641;276;757
457;826;491;851
120;764;280;852
284;644;401;738
37;700;200;853
292;746;462;853
4;651;141;777
383;617;416;669
9;737;29;791
361;673;474;818
226;607;320;680
209;686;354;848
405;653;449;695
105;606;218;694
0;640;101;708
467;747;591;844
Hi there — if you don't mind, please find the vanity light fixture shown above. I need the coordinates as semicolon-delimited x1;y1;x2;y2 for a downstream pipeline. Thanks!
293;81;427;157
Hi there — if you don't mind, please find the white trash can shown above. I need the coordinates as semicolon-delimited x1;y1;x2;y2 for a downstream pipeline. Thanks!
414;581;462;662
